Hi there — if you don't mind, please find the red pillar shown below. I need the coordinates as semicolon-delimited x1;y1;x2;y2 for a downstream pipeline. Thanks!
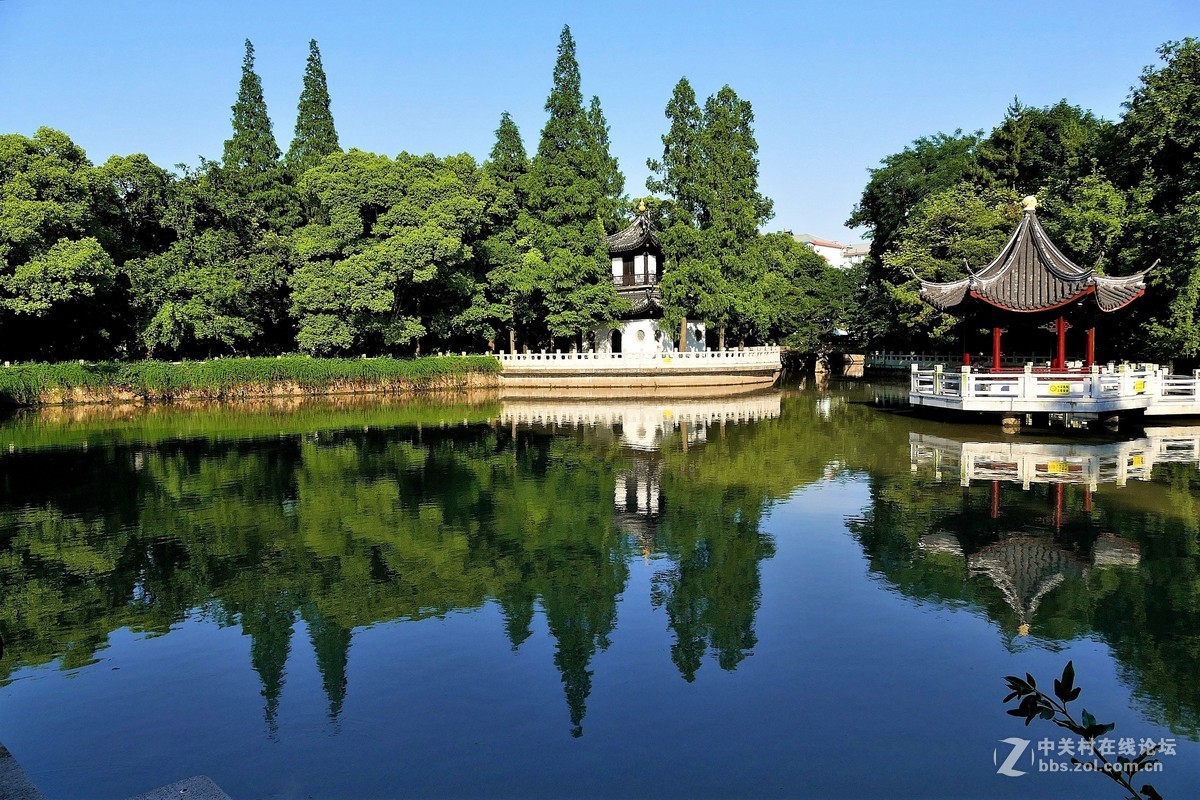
1085;327;1095;370
990;480;1001;519
1053;483;1064;531
1054;316;1068;372
991;327;1002;374
1083;487;1093;514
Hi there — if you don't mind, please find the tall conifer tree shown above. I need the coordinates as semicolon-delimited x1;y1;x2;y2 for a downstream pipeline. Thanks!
520;26;624;347
647;77;703;226
286;40;340;175
585;95;624;230
475;112;533;353
486;111;528;193
224;40;281;173
651;83;773;348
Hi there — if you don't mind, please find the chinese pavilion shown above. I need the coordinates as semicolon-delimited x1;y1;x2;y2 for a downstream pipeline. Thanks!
917;196;1155;372
594;203;706;355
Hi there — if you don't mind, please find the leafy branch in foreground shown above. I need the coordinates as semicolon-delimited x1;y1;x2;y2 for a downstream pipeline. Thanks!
1003;661;1164;800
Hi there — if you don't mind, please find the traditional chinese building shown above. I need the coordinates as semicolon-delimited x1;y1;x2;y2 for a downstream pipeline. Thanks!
917;196;1154;372
593;204;706;355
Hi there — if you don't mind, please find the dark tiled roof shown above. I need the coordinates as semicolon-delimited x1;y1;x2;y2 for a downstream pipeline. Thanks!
918;210;1153;314
616;285;662;316
606;215;659;255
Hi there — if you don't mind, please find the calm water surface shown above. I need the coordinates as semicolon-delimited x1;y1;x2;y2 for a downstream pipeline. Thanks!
0;384;1197;798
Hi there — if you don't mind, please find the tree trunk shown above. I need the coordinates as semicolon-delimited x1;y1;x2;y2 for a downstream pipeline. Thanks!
679;317;688;353
718;325;726;351
508;328;516;355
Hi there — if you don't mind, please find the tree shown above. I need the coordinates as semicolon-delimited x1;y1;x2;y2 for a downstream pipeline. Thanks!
224;40;282;173
473;112;534;353
647;77;703;227
131;162;292;357
286;40;340;175
222;40;300;235
847;130;983;260
289;150;485;355
0;128;124;360
1110;38;1200;358
979;98;1110;192
518;25;625;348
584;95;625;230
880;183;1020;348
653;83;773;348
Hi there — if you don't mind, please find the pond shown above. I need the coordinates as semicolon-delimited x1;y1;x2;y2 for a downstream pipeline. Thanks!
0;383;1196;798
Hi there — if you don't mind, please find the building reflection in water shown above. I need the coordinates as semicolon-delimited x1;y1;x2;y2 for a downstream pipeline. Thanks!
501;393;782;557
906;428;1200;637
501;393;783;685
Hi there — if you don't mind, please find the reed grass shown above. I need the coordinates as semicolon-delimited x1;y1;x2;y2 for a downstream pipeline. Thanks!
0;355;501;406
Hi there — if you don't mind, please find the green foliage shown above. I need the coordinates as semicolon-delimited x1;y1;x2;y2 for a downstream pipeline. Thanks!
0;128;130;359
1004;663;1163;799
289;150;486;355
286;40;340;175
881;184;1020;347
978;98;1109;191
647;78;703;227
0;355;499;406
131;163;294;358
847;130;983;260
517;26;625;345
224;40;282;173
650;81;777;342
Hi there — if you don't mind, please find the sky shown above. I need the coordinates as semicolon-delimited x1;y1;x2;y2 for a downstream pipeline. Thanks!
2;0;1198;241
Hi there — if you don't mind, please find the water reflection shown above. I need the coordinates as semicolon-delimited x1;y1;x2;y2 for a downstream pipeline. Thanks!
2;387;1199;767
0;392;784;739
849;423;1200;737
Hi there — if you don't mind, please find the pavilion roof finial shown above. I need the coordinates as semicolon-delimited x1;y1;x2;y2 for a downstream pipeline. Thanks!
1022;195;1038;214
637;199;647;214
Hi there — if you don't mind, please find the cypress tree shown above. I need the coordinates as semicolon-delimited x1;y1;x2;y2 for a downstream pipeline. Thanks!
480;112;533;353
647;77;703;226
286;39;340;175
698;85;773;239
223;39;281;173
486;111;528;192
521;25;624;346
585;95;625;230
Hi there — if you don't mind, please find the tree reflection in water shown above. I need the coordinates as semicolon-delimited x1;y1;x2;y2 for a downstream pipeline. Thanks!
1;389;1198;741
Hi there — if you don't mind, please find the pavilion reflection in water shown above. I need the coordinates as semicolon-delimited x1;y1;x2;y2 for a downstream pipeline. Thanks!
904;429;1200;636
501;393;782;548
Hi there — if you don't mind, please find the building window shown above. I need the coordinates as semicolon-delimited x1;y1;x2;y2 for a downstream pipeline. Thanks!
622;256;635;286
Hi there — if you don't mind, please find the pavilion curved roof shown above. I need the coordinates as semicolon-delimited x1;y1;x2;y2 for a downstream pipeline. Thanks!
606;214;659;255
917;201;1154;314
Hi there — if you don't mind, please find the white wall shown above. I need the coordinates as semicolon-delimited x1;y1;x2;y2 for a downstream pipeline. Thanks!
594;319;707;354
809;243;849;269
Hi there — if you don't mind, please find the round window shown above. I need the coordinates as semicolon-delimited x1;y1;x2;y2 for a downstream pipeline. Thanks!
636;330;646;341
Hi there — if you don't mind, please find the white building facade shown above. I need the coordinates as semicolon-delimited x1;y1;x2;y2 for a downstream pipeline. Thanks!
593;210;706;355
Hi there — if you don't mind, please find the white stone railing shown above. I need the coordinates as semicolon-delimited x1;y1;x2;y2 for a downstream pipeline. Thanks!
496;346;782;370
910;363;1159;402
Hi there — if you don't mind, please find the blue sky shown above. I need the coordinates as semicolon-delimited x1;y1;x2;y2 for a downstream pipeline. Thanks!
2;0;1197;240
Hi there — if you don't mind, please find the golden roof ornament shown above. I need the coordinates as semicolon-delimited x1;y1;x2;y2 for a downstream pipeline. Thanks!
1021;195;1038;213
638;199;647;214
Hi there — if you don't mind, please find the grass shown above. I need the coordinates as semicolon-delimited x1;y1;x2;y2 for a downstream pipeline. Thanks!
0;355;501;406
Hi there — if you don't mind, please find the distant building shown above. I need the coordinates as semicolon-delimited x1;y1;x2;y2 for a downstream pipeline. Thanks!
792;233;868;269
